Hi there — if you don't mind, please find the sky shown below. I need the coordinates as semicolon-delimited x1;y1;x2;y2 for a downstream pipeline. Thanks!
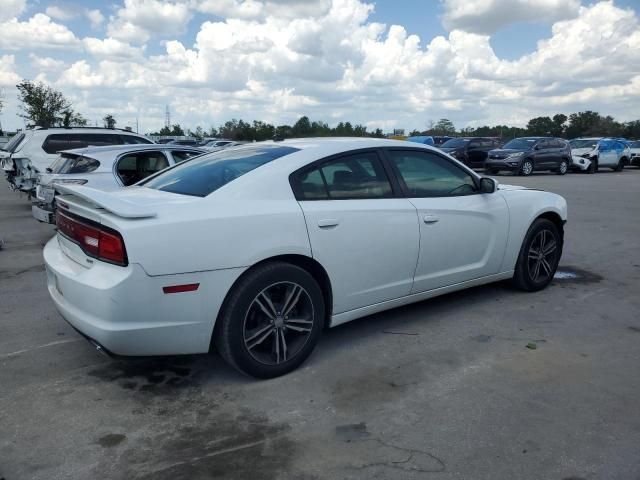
0;0;639;134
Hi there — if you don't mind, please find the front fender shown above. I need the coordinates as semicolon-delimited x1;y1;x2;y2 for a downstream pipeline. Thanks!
499;190;567;272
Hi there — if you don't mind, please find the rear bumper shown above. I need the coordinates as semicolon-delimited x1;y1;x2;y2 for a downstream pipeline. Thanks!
43;236;244;356
32;203;54;223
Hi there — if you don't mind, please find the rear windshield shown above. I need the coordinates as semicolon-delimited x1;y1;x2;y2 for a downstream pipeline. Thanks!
503;138;538;150
441;138;469;148
143;145;299;197
2;133;26;152
50;154;100;174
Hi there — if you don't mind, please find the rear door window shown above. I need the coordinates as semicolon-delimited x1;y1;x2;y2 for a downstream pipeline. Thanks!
170;150;201;163
116;151;170;186
293;152;393;200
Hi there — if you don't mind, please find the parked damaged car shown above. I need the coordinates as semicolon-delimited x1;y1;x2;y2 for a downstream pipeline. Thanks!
44;138;566;378
32;144;204;223
629;140;640;167
0;127;153;193
439;137;500;169
569;137;631;173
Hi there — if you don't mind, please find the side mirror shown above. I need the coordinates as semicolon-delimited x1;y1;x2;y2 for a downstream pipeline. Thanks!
479;177;497;194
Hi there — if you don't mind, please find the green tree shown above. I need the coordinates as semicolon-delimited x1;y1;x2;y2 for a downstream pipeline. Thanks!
16;80;80;128
433;118;456;135
103;114;116;129
61;109;87;127
565;111;602;138
292;116;312;137
526;116;555;136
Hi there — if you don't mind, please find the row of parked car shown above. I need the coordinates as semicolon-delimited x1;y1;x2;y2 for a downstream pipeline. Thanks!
408;135;640;176
1;126;639;226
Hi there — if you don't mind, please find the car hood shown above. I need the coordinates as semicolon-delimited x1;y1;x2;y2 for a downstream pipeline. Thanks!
489;148;527;155
571;147;595;155
497;183;529;191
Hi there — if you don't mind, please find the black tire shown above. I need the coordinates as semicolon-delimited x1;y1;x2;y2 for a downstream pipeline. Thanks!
214;262;325;378
512;218;562;292
519;159;534;176
614;158;625;172
556;159;569;175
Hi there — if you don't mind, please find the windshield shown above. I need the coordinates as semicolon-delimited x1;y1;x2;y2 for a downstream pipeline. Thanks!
502;138;538;150
569;139;598;149
143;145;299;197
441;138;469;148
2;133;26;152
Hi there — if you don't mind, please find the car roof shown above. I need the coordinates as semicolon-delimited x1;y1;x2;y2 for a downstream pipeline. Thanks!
59;144;205;157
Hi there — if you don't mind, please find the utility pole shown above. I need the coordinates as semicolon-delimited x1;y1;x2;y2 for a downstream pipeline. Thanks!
165;105;170;128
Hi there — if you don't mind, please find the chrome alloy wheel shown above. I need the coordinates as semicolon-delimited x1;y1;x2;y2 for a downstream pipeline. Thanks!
522;160;533;176
243;282;314;365
527;229;558;282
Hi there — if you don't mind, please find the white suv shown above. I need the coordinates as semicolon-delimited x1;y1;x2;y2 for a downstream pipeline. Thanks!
0;127;153;193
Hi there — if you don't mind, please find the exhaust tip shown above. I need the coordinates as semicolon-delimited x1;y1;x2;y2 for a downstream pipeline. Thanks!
88;339;111;358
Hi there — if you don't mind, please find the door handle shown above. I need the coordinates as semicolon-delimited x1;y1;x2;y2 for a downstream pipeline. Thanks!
423;214;439;224
318;218;339;228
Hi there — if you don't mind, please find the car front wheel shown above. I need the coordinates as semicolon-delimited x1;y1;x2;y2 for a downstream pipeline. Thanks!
520;159;534;176
557;159;568;175
214;262;325;378
512;218;562;292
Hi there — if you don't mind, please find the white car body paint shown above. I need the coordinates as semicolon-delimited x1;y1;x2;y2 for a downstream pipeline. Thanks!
44;138;568;356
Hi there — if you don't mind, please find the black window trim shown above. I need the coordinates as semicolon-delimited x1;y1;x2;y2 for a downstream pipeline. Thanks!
379;147;482;198
113;149;170;187
289;148;403;201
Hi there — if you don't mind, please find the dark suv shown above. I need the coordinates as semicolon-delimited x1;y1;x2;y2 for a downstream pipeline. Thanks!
439;137;500;169
485;137;571;176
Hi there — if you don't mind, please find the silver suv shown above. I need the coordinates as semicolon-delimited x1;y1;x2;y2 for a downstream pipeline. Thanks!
0;127;153;193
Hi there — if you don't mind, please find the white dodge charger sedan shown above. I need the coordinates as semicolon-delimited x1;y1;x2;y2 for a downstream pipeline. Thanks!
44;138;567;378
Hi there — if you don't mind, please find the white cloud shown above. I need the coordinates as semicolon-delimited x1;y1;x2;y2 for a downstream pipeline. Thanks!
29;54;66;71
441;0;581;34
195;0;332;20
0;0;26;22
83;37;145;59
107;0;192;44
86;8;105;29
1;0;639;133
0;55;21;87
0;13;80;50
45;5;77;21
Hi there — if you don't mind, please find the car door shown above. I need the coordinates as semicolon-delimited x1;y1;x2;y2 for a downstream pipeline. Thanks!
596;139;616;166
292;150;420;314
466;140;483;167
383;148;509;293
532;140;551;169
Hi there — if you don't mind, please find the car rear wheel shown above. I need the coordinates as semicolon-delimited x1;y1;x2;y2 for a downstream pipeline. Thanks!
557;159;568;175
613;158;625;172
512;218;562;292
214;262;325;378
519;159;534;176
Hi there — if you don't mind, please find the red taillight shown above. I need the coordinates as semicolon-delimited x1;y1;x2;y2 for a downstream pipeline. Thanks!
162;284;200;294
56;209;128;266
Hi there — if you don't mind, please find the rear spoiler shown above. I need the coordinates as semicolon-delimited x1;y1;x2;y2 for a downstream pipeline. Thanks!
53;184;157;218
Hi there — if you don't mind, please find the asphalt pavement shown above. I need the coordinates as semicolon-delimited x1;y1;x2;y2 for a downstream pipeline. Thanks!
1;169;639;479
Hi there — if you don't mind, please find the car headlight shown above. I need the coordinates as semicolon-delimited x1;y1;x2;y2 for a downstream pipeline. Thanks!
506;152;524;158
